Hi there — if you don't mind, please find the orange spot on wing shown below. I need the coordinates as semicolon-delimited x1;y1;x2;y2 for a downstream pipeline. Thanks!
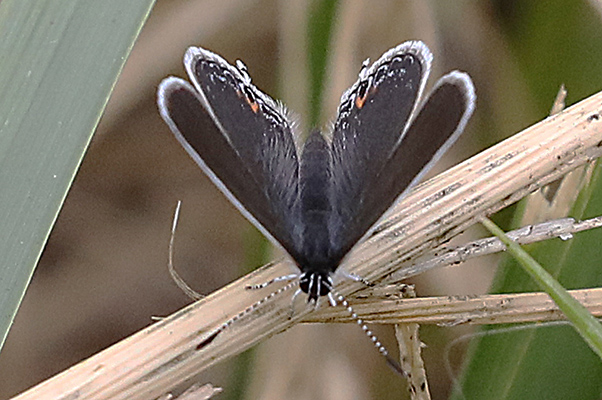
239;91;259;113
249;100;259;113
355;95;367;109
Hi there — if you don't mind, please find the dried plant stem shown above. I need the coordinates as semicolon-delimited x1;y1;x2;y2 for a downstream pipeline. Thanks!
390;216;602;282
394;286;431;400
12;91;602;400
306;287;602;326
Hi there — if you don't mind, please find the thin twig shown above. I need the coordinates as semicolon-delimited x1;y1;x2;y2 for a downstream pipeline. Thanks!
168;200;204;301
305;287;602;326
390;216;602;282
394;285;431;400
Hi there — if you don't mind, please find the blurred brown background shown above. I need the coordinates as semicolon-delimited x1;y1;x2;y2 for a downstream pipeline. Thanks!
3;1;602;399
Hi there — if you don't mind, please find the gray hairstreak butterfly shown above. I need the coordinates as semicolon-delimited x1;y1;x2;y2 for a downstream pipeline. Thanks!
157;40;475;375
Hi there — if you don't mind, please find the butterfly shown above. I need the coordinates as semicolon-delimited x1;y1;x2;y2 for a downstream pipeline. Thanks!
157;41;475;360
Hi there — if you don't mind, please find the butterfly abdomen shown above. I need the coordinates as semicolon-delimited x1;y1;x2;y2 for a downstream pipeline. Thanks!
296;131;339;275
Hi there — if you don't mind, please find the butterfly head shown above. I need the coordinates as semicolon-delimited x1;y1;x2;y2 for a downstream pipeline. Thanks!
299;271;333;303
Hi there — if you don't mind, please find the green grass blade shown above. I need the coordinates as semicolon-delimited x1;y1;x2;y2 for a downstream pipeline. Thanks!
307;0;340;127
481;217;602;358
0;0;155;352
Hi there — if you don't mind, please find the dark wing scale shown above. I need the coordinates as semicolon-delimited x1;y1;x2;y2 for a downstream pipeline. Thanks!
362;72;475;227
157;47;301;256
329;41;433;259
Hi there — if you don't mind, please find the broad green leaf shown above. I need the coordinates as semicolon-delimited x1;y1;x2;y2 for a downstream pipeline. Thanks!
0;0;155;352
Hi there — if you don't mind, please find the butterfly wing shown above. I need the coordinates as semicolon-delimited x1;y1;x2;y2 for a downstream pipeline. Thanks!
157;47;301;256
364;71;476;216
330;42;475;260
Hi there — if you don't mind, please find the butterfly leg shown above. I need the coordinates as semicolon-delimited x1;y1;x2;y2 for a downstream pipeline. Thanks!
245;273;299;290
311;276;321;310
338;270;375;287
288;287;303;318
327;292;337;307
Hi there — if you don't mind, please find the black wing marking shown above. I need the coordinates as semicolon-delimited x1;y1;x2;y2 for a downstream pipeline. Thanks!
329;41;433;259
157;47;301;257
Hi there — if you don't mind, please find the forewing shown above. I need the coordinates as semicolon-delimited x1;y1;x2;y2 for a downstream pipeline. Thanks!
157;47;300;255
329;41;433;257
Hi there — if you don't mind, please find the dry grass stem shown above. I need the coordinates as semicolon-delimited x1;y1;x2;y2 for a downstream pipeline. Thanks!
305;287;602;326
390;216;602;282
393;286;431;400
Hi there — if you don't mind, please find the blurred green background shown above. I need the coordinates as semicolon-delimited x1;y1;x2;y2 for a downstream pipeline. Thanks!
2;1;602;399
